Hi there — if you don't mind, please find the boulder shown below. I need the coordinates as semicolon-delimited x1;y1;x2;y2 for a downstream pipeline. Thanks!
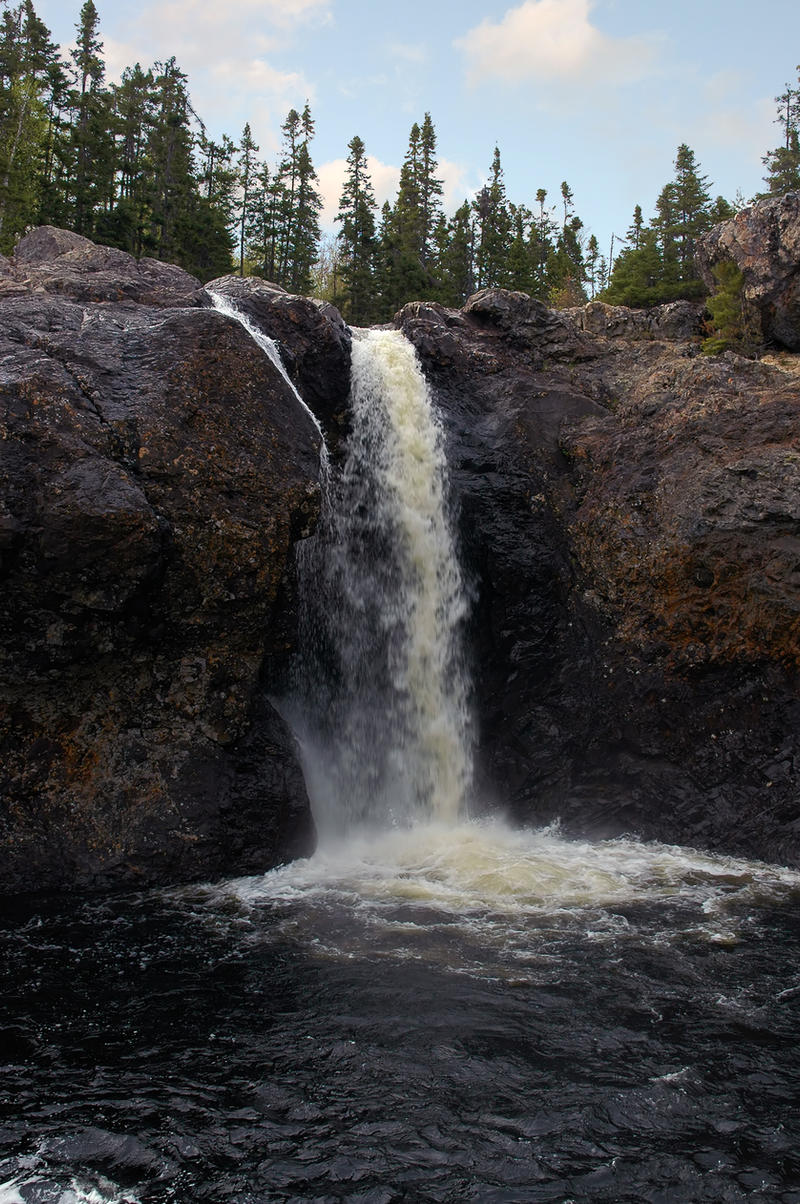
0;239;323;894
3;225;205;308
695;192;800;350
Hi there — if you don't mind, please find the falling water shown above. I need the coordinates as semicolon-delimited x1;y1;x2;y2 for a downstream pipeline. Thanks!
287;328;471;838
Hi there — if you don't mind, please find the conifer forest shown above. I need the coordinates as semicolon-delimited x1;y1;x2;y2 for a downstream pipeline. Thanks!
1;0;799;323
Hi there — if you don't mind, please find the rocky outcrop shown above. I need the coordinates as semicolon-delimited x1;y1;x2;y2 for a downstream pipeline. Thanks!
3;225;206;308
696;192;800;350
398;291;800;866
205;275;352;444
0;230;337;895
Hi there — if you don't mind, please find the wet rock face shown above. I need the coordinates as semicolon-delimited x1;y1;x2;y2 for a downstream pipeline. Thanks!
399;292;800;866
205;275;352;445
0;232;325;894
696;192;800;350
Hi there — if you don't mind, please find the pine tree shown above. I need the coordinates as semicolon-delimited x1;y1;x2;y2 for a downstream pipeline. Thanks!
96;62;155;254
760;73;800;195
528;188;555;301
235;120;258;275
435;200;474;305
0;0;60;249
146;58;204;270
585;234;600;299
507;203;534;293
246;160;284;280
626;204;644;251
670;143;712;278
418;112;443;267
702;259;759;356
335;133;378;324
601;227;665;306
547;181;587;306
67;0;113;234
472;146;511;289
286;104;321;293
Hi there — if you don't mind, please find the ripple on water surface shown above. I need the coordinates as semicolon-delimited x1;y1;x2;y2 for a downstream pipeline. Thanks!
3;819;800;1203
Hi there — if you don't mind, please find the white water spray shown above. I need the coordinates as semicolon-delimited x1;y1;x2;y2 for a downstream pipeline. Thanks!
288;328;471;838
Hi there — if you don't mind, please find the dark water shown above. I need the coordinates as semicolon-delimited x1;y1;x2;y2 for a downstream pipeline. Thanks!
2;824;800;1203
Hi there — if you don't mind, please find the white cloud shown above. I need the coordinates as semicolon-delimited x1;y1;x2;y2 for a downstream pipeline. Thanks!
439;159;469;211
92;0;323;152
456;0;658;87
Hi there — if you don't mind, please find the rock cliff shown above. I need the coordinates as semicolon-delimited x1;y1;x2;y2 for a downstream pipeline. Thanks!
696;191;800;350
397;289;800;865
0;229;348;894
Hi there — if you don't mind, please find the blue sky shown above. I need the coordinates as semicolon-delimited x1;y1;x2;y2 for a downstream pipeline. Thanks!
34;0;800;260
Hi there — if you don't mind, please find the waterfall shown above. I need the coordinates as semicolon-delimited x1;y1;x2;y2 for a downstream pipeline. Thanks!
287;328;471;839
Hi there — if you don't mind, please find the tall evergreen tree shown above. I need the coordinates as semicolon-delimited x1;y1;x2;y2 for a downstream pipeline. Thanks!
472;146;511;289
67;0;113;234
435;199;474;306
760;72;800;195
528;187;555;301
0;0;60;248
418;112;443;267
335;133;378;323
285;104;321;293
545;181;587;305
235;120;258;275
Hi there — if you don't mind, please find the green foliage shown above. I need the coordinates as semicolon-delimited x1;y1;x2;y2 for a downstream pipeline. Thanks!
472;146;511;289
602;145;721;308
759;74;800;196
335;133;378;324
701;260;759;356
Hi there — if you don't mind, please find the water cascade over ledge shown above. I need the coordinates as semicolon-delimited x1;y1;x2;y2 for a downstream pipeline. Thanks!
285;327;471;839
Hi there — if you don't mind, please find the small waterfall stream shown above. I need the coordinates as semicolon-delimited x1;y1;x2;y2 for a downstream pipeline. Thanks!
286;327;471;839
208;289;327;450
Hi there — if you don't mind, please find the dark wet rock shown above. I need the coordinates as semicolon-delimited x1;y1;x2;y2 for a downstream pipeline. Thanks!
205;275;351;443
696;192;800;350
0;238;321;895
399;290;800;866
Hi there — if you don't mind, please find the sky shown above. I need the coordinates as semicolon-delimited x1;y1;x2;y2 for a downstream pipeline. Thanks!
33;0;800;259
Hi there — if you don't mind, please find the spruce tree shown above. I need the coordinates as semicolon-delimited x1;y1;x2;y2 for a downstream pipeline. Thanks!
418;112;443;267
0;0;60;249
472;146;511;289
507;203;534;294
67;0;113;234
528;188;555;301
235;121;258;275
286;104;321;293
435;200;474;306
336;133;378;324
760;74;800;195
